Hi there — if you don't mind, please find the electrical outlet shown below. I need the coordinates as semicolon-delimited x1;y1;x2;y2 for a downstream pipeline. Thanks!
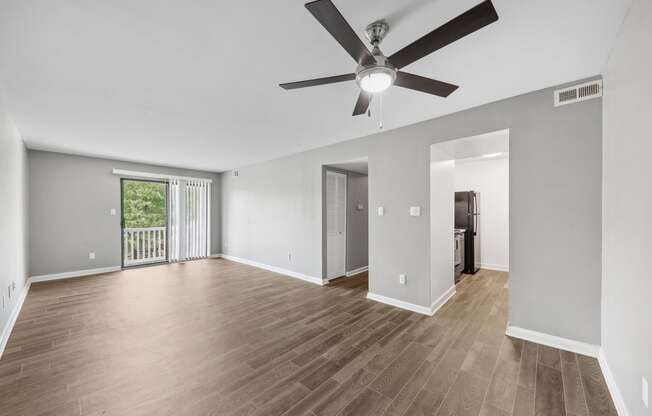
378;206;385;216
399;274;406;285
89;252;96;260
12;281;16;291
7;286;11;299
110;208;117;216
643;376;649;408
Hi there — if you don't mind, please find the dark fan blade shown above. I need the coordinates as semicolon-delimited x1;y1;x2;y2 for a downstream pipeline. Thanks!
305;0;375;65
280;73;355;90
352;91;372;116
389;0;498;69
395;72;458;97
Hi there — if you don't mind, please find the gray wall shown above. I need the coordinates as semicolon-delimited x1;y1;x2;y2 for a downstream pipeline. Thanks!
602;1;651;415
346;172;368;272
28;150;221;276
221;76;603;344
0;97;29;344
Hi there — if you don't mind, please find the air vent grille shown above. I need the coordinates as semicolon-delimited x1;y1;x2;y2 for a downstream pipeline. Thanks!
554;80;602;107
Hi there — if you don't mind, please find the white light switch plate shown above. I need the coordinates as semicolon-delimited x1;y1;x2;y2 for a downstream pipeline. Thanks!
410;206;421;216
89;252;95;260
399;274;406;285
378;207;385;216
110;208;117;216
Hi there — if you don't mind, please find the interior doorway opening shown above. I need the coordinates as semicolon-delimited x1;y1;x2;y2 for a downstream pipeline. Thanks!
322;158;369;291
430;129;510;293
121;179;169;268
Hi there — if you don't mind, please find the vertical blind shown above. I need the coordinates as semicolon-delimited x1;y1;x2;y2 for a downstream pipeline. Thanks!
168;179;210;262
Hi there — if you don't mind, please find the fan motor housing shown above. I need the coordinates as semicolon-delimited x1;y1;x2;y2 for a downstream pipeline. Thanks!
365;20;389;46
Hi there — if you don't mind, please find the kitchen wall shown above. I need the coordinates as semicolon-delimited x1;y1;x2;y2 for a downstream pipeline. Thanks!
0;97;29;352
454;156;509;271
222;76;603;344
602;0;651;415
346;172;368;272
430;146;455;306
28;150;221;276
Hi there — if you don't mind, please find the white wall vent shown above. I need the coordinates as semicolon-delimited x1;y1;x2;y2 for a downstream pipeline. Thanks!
554;80;602;107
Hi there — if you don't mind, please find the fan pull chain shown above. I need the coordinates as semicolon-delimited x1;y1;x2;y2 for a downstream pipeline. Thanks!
378;94;384;129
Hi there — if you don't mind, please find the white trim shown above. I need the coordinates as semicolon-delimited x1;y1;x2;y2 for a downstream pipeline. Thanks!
598;348;630;416
217;254;325;286
480;263;510;272
431;285;457;315
505;325;600;357
112;169;212;183
0;280;31;359
345;266;368;277
367;292;432;315
30;266;121;283
367;286;456;316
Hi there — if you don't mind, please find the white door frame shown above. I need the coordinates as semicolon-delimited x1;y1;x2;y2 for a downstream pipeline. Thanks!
326;170;347;280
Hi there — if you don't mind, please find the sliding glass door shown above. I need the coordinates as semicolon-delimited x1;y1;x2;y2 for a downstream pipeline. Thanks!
121;179;168;267
119;176;211;267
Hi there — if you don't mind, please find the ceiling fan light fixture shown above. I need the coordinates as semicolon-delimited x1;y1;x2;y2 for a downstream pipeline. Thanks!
356;66;396;94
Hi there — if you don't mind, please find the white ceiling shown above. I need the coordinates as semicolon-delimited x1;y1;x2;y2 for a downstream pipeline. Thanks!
0;0;630;172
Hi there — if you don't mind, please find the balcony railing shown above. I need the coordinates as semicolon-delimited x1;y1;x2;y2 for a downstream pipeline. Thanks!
123;227;166;266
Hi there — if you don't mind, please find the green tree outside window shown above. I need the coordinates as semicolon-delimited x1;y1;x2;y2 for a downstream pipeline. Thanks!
122;181;167;228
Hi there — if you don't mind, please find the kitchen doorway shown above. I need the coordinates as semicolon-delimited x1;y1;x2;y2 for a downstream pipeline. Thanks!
430;129;510;291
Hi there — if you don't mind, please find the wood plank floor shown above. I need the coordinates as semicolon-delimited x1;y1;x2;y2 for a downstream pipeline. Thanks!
0;259;616;416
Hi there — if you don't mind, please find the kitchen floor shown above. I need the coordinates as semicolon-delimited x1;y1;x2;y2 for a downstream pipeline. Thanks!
0;260;615;416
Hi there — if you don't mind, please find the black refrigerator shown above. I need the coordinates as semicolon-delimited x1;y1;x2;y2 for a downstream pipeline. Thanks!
455;191;481;274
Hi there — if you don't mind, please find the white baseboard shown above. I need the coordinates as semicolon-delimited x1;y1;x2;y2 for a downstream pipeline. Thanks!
30;266;122;283
431;285;457;315
505;325;600;357
0;279;31;359
367;288;456;317
217;254;325;286
366;292;432;315
345;266;368;277
598;348;630;416
481;263;510;272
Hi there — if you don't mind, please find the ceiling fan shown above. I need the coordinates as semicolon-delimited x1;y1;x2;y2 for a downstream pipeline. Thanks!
280;0;499;116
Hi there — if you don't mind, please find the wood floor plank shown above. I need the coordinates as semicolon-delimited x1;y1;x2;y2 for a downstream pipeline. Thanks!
561;355;589;416
0;261;614;416
312;369;376;416
252;382;310;416
436;370;490;416
513;385;535;416
381;360;436;416
535;363;566;416
538;345;562;371
369;342;432;399
338;387;391;416
576;355;617;416
518;341;539;389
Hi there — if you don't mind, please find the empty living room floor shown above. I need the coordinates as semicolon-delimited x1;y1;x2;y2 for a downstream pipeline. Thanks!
0;260;616;416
